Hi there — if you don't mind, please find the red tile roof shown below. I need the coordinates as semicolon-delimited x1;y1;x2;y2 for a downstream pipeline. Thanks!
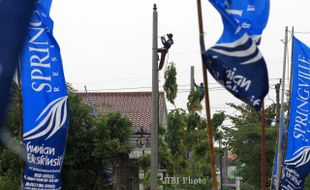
76;92;167;133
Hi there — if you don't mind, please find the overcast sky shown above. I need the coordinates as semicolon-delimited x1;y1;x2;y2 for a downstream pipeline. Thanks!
50;0;310;115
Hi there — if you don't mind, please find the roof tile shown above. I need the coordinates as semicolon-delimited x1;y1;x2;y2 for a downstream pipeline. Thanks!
76;92;167;133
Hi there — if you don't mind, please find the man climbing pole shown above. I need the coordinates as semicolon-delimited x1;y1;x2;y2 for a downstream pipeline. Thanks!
194;80;205;102
158;33;173;70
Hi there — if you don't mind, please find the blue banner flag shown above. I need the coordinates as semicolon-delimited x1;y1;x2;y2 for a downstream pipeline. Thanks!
20;1;69;189
203;0;270;110
0;0;33;126
278;37;310;190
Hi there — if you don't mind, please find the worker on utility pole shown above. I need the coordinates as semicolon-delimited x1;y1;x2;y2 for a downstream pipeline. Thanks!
194;79;205;102
158;33;173;70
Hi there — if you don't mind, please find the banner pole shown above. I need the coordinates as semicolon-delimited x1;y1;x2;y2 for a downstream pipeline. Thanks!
283;26;294;159
196;1;218;189
84;85;98;119
276;26;288;190
17;57;24;187
261;100;266;190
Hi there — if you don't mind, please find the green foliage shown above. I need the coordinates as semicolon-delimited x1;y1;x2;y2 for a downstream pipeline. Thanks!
187;89;202;113
62;94;132;190
0;83;22;190
140;172;163;190
304;176;310;189
223;103;277;189
163;107;225;189
0;148;20;190
187;112;206;130
0;85;132;189
158;135;172;171
162;62;219;189
163;62;178;106
139;154;150;175
166;109;187;156
212;111;225;141
104;112;132;154
184;112;207;151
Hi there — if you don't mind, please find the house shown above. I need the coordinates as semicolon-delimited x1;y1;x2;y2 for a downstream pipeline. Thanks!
77;91;168;189
216;151;239;190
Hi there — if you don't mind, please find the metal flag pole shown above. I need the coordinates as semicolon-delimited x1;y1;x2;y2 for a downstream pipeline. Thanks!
276;26;288;190
151;4;159;190
196;0;218;189
283;26;294;159
84;85;98;119
261;100;266;190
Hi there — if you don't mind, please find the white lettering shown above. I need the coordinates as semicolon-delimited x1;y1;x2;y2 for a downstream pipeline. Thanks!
28;10;53;93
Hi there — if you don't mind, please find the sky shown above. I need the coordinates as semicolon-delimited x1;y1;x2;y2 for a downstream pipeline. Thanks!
50;0;310;116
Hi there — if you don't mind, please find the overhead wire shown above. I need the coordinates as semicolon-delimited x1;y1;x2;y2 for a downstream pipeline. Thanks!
83;83;289;93
294;31;310;34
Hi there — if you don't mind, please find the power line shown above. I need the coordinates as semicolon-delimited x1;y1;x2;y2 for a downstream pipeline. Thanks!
83;84;289;93
294;31;310;34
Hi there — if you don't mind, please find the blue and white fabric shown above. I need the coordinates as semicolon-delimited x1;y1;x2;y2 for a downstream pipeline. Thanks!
203;0;270;110
278;37;310;190
0;0;33;126
20;0;69;189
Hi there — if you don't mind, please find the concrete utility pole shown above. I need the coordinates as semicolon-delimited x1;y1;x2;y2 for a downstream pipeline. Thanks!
275;80;281;124
151;4;159;190
190;66;195;91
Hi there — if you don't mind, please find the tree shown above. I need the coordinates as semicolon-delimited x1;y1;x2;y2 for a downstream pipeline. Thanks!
163;62;178;108
61;90;132;190
0;85;133;190
187;89;202;113
223;103;277;189
162;63;227;189
0;83;22;190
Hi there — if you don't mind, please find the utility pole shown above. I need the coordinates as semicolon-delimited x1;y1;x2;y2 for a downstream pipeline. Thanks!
276;26;288;190
190;66;195;91
151;4;159;190
275;80;281;124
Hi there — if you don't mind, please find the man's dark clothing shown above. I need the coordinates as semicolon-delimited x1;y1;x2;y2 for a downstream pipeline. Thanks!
158;36;174;70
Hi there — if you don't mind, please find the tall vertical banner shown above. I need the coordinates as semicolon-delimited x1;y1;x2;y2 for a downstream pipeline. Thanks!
20;1;69;189
204;0;270;110
0;0;33;126
278;37;310;189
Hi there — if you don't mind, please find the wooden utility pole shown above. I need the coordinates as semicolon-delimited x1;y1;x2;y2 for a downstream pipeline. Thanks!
151;4;159;190
196;0;218;189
